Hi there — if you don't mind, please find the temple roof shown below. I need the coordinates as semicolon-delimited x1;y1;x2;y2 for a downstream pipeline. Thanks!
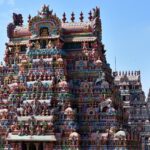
115;74;140;83
7;5;102;42
64;36;97;42
13;26;31;38
8;39;29;46
9;21;94;39
7;133;56;141
62;22;92;34
17;116;53;121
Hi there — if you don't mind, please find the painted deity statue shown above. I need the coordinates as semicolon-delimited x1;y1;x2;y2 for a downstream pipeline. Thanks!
47;40;54;49
35;41;41;49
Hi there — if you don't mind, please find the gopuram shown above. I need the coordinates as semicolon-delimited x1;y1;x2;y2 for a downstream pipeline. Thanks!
0;4;147;150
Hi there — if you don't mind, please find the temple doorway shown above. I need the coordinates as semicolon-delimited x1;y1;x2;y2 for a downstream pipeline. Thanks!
29;143;36;150
38;143;43;150
40;40;47;49
21;142;43;150
22;142;27;150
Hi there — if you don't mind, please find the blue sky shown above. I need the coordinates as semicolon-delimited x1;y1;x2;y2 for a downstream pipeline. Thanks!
0;0;150;96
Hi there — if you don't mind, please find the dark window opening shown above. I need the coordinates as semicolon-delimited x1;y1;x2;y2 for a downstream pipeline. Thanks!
122;96;126;101
29;143;36;150
20;45;27;52
40;40;47;49
63;42;82;50
89;42;92;48
22;142;27;150
102;106;108;112
129;85;132;90
135;86;139;89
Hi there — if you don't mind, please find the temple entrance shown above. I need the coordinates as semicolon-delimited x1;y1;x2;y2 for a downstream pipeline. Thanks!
21;142;44;150
38;143;43;150
22;142;27;150
29;143;36;150
40;40;47;49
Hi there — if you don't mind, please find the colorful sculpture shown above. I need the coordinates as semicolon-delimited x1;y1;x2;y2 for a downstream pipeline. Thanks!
0;5;143;150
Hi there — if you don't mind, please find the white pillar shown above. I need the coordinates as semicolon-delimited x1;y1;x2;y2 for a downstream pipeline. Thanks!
26;143;30;150
35;143;39;150
141;137;145;150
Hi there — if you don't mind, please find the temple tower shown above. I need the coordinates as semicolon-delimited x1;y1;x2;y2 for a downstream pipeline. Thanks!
0;5;131;150
114;71;148;149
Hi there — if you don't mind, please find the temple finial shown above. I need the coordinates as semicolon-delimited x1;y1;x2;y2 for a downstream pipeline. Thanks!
88;10;92;21
38;5;53;17
71;12;75;22
93;6;100;19
13;13;23;26
79;11;84;22
62;12;66;23
54;13;56;17
28;14;31;23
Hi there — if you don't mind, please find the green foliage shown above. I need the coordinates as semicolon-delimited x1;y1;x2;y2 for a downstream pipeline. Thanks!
0;137;4;150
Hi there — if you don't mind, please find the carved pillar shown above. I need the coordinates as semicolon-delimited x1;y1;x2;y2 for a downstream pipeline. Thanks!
18;143;22;150
35;143;39;150
11;143;15;150
44;142;48;150
43;142;46;150
26;143;30;150
141;137;145;150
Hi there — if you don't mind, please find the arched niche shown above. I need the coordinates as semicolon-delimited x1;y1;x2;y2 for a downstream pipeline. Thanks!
40;27;49;36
